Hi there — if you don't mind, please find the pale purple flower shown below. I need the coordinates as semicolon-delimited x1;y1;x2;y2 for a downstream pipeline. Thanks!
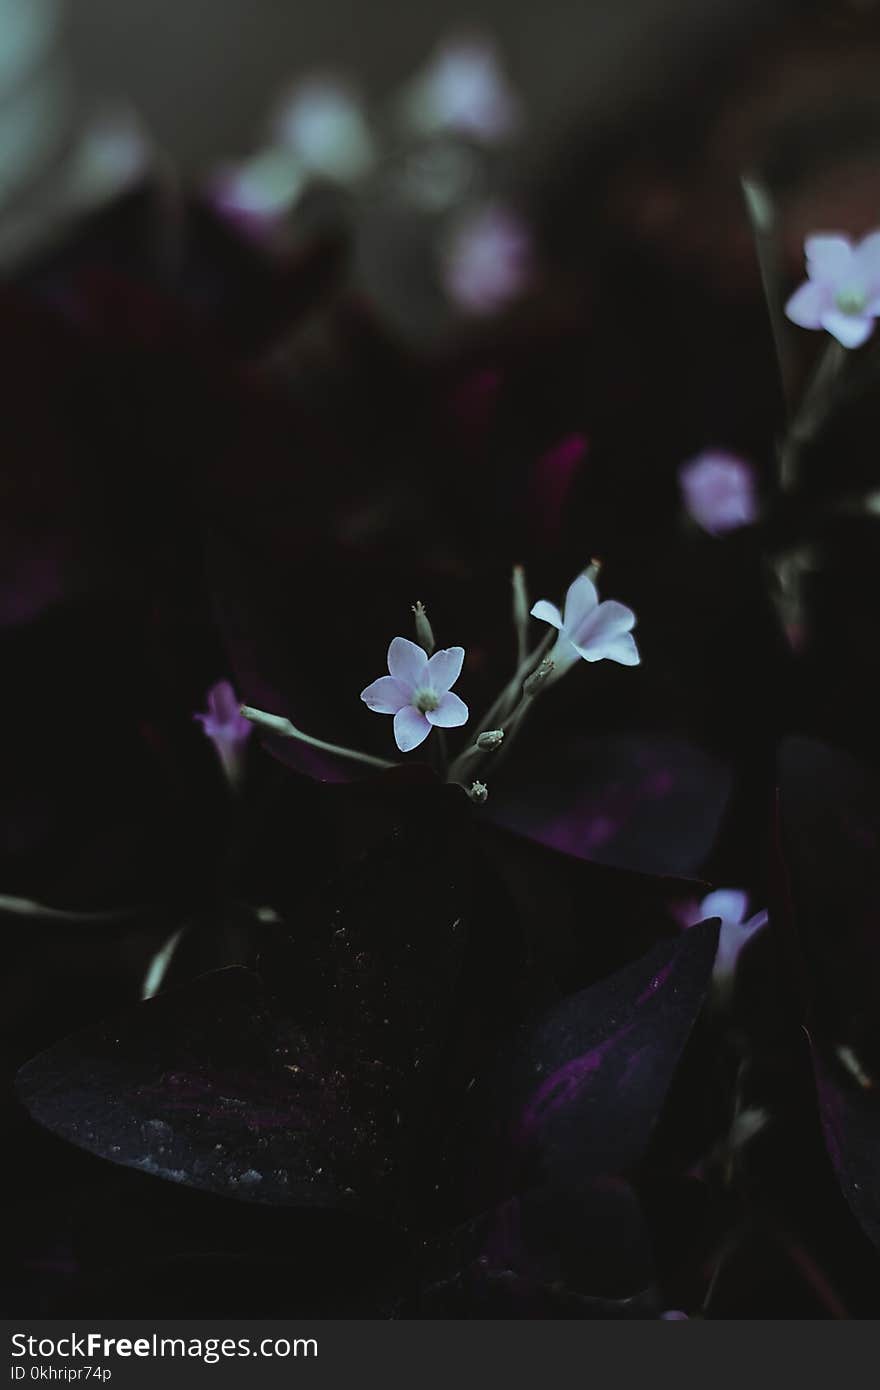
679;450;758;536
531;575;640;676
194;680;252;787
785;231;880;348
685;888;768;990
443;204;532;315
402;36;520;143
361;637;468;752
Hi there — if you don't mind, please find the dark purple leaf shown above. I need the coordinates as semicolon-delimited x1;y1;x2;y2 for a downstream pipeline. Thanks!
18;968;343;1207
505;918;720;1189
17;800;472;1210
488;733;731;875
812;1044;880;1252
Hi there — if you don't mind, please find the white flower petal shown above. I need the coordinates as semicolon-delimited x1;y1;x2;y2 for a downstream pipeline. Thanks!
819;309;874;349
573;629;640;667
700;888;749;927
530;599;563;630
571;598;635;655
742;908;769;942
425;646;465;693
387;636;429;690
426;691;469;727
784;279;829;329
393;705;432;752
854;230;880;288
805;234;854;284
360;675;409;714
549;634;582;677
561;574;599;634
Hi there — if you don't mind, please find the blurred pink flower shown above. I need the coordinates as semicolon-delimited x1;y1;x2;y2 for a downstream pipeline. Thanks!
443;204;532;315
679;450;758;536
194;680;252;787
785;231;880;348
361;637;468;752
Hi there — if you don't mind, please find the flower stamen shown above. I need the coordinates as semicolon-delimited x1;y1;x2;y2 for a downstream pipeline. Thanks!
414;688;440;714
835;287;867;316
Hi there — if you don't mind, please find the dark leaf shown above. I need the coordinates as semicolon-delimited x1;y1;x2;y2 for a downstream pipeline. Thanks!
417;1186;659;1318
17;968;352;1208
503;918;720;1190
17;803;471;1212
812;1043;880;1253
778;737;880;1046
488;733;731;875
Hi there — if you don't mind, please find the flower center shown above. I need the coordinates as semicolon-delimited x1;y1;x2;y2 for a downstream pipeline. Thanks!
413;687;439;714
835;286;867;316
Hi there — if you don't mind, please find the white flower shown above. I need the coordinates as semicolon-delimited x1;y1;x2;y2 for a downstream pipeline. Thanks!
401;36;520;143
274;77;374;183
530;575;640;676
361;637;469;752
693;889;768;990
209;148;304;226
785;231;880;349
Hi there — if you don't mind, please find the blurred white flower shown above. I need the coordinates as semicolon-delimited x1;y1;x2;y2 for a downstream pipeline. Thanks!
68;107;151;205
683;888;768;994
274;77;375;183
786;231;880;349
400;35;521;143
209;147;305;228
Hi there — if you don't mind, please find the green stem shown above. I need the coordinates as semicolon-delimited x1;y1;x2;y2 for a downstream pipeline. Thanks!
512;565;530;671
240;705;395;771
447;636;550;784
472;629;555;741
778;339;846;494
142;924;187;1000
741;174;794;413
0;895;143;923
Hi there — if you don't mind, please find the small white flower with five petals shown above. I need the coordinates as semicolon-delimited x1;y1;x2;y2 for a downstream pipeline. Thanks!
785;231;880;349
361;637;469;752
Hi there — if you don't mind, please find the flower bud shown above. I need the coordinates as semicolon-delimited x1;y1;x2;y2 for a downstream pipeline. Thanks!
469;780;488;803
412;600;436;654
476;728;504;750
